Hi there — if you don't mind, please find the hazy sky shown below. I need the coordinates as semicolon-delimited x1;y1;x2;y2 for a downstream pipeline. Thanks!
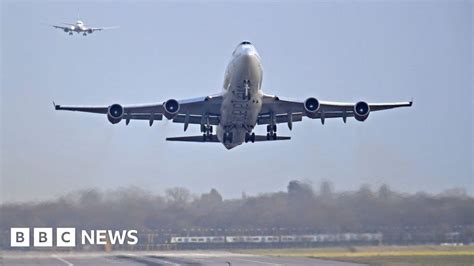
1;1;472;203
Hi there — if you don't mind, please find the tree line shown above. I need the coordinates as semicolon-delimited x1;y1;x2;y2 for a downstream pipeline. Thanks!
1;180;473;235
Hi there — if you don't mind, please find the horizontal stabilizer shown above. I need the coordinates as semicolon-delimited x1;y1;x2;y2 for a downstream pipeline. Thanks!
166;135;220;142
166;135;291;143
254;135;291;141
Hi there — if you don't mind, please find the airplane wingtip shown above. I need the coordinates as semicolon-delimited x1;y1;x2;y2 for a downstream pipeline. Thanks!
53;101;59;110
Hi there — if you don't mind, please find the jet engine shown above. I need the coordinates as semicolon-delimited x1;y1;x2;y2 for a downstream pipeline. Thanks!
87;29;93;34
304;97;320;118
354;101;370;121
107;104;124;124
64;28;70;33
163;99;180;119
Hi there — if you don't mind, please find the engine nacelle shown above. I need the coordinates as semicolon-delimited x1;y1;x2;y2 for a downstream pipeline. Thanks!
163;99;180;119
64;28;70;33
107;104;124;124
354;101;370;121
304;97;320;118
87;29;93;34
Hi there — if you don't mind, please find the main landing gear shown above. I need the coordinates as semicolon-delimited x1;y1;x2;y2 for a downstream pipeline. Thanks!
201;125;213;141
266;124;277;140
245;132;256;143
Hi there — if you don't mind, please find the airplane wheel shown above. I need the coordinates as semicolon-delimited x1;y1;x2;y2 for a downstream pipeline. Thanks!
273;133;277;140
273;125;277;132
266;133;270;140
251;133;255;143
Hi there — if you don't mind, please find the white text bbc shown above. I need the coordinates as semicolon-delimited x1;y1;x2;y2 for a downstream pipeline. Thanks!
10;228;138;247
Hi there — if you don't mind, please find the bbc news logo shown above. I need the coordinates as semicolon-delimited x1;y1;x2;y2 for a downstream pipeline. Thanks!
11;228;138;247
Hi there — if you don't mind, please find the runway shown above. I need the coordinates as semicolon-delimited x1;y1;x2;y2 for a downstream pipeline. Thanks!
1;251;366;266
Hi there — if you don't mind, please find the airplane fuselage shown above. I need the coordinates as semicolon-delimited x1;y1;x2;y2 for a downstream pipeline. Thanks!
64;21;90;34
74;26;86;32
217;43;264;149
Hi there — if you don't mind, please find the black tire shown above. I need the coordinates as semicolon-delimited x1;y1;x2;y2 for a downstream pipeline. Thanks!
273;125;277;132
273;133;277;140
266;133;270;140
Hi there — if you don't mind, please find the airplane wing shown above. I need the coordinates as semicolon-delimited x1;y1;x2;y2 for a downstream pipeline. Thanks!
88;26;119;32
259;94;412;127
54;95;223;127
51;24;69;30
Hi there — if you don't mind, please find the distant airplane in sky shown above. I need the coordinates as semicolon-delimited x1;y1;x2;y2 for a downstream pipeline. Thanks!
54;41;412;149
50;20;118;36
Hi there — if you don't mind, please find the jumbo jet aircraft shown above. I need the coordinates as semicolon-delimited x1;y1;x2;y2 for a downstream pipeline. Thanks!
50;20;118;36
54;41;412;149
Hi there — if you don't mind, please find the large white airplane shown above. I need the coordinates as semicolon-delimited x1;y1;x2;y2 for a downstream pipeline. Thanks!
50;20;118;36
54;41;412;149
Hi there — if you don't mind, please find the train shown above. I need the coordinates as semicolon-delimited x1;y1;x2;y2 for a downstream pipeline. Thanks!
170;233;382;244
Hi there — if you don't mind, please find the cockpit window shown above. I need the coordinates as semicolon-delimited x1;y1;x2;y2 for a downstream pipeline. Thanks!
240;41;252;45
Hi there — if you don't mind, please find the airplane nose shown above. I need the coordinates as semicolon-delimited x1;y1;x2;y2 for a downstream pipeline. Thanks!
232;42;261;63
241;46;256;56
239;47;260;63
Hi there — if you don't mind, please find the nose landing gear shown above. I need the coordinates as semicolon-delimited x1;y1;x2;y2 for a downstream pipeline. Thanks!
223;131;233;143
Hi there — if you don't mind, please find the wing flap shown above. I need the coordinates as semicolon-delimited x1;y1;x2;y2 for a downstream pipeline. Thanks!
257;113;303;125
172;114;220;125
124;113;163;121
